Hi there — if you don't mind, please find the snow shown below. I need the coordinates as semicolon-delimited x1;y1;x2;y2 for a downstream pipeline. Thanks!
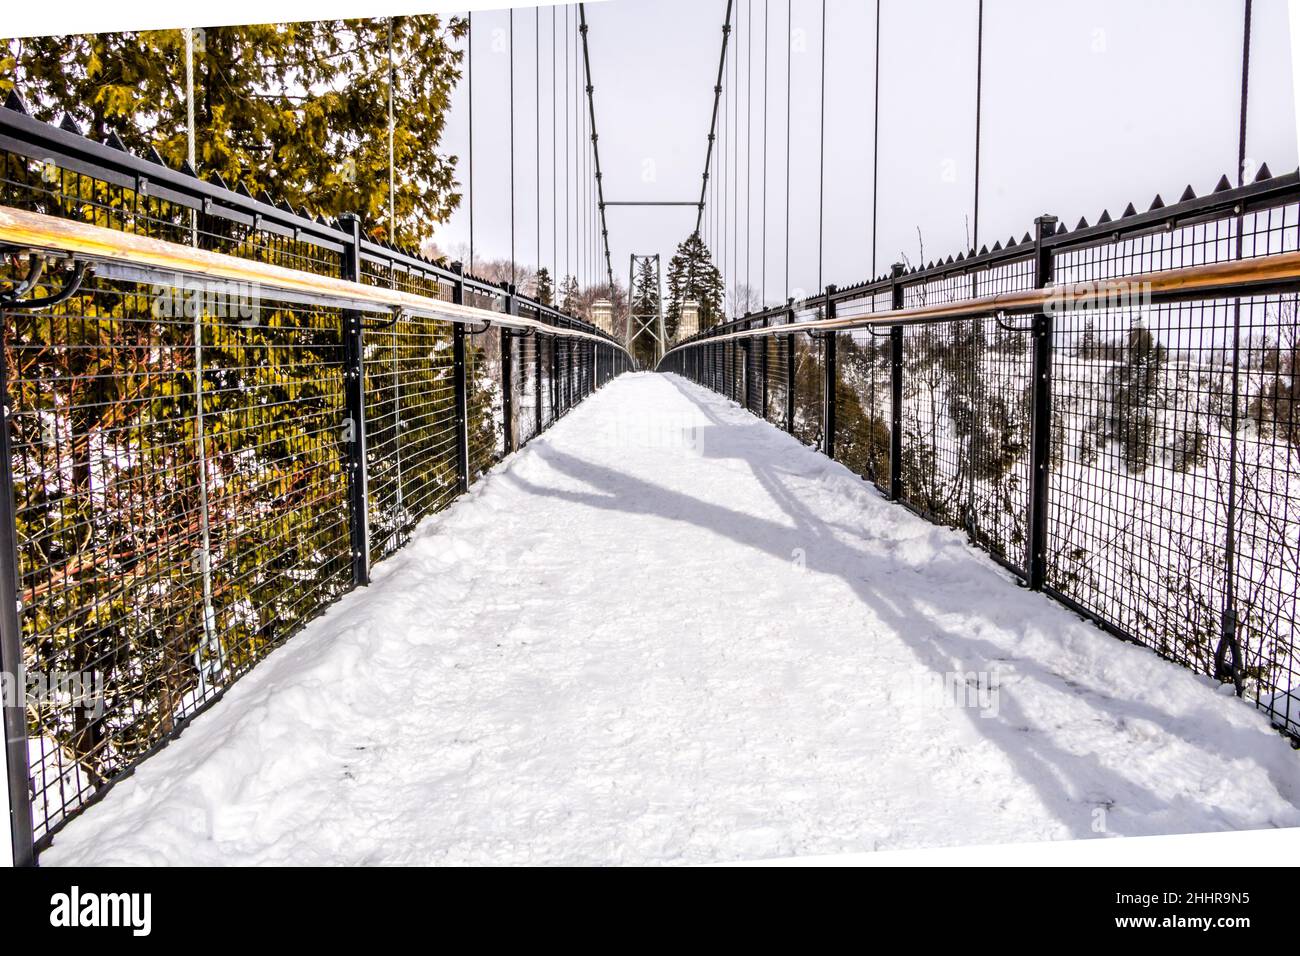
43;372;1300;865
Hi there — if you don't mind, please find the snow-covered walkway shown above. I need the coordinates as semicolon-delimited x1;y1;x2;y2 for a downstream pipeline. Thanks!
47;373;1300;865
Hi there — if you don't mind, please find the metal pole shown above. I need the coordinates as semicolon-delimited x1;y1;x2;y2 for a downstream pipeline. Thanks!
339;214;370;587
535;327;543;432
501;286;516;455
0;337;34;866
822;285;837;457
785;299;796;434
1217;0;1254;690
1027;215;1057;590
451;262;470;493
889;262;905;500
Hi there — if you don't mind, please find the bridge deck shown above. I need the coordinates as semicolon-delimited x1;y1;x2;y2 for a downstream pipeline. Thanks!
46;374;1300;865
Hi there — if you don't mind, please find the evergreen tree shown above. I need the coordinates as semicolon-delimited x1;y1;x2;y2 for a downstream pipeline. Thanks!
534;267;554;307
665;232;724;337
0;21;472;785
559;274;581;315
3;17;467;246
1107;325;1167;472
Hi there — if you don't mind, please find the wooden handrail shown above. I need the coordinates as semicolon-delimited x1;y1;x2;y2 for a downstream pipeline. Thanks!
0;206;624;349
663;246;1300;355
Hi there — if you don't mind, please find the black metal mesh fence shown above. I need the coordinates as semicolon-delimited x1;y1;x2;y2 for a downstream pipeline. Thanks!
659;175;1300;741
0;118;628;855
765;335;790;431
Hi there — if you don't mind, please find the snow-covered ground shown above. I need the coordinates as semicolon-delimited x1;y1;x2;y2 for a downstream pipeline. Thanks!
45;373;1300;865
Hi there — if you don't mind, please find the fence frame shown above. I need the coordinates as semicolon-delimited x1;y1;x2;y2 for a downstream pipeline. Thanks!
0;101;632;863
662;167;1300;745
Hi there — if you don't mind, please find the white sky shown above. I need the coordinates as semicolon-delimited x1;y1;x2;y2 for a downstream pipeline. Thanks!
427;0;1298;309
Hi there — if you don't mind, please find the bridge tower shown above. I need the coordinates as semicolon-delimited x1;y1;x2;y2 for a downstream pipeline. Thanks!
626;253;667;368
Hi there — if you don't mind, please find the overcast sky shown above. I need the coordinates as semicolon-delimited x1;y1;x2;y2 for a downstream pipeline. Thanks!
430;0;1298;309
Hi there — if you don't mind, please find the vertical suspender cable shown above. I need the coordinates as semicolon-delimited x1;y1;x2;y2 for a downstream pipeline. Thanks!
722;44;729;310
553;6;558;286
972;0;983;253
565;4;571;287
388;17;396;240
183;25;216;666
468;12;474;273
537;7;542;287
784;0;791;301
732;2;739;311
184;27;197;243
510;8;516;288
1219;0;1253;689
762;0;768;307
871;0;880;278
748;0;759;303
816;0;826;292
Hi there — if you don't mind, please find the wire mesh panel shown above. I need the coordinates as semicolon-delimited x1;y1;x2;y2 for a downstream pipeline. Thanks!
896;316;1030;565
6;271;207;842
538;336;556;429
898;322;969;526
731;340;746;405
744;339;762;415
766;336;790;430
466;328;504;481
792;331;823;448
515;332;541;446
3;268;357;844
1238;291;1300;728
364;312;458;563
0;115;632;857
833;330;892;491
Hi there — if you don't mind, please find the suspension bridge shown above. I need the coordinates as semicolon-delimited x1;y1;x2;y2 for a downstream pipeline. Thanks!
1;1;1299;866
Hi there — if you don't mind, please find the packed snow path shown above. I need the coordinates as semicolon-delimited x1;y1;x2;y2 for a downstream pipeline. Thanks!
48;373;1300;865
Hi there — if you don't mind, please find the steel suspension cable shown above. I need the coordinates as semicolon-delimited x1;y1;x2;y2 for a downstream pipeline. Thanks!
817;0;826;292
973;0;983;252
565;4;570;286
537;7;542;287
871;0;880;278
784;0;791;301
695;1;735;241
746;0;753;303
510;8;516;288
552;6;558;288
467;12;474;272
732;1;739;311
762;0;769;306
387;18;396;241
1220;0;1255;687
722;45;729;309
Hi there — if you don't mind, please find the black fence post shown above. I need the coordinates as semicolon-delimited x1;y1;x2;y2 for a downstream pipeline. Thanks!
535;326;543;434
1027;214;1058;590
822;285;838;458
761;317;770;420
550;327;561;420
339;213;370;587
720;337;727;397
889;263;906;501
451;262;470;494
501;284;516;455
785;299;796;434
0;339;34;867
